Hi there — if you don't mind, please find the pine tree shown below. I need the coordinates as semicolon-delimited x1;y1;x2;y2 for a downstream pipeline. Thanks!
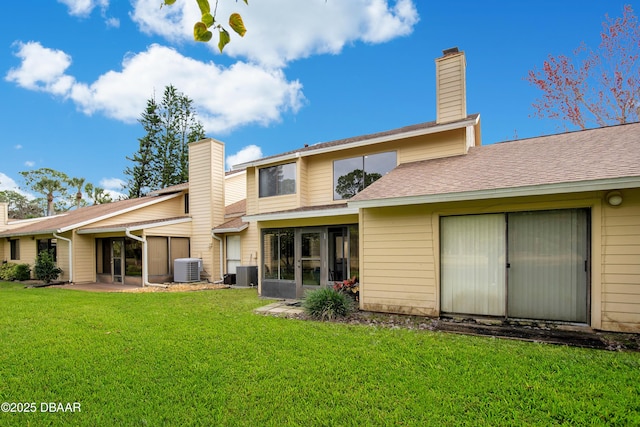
124;85;206;197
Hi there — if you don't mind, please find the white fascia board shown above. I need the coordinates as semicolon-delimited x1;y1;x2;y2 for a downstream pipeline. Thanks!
58;193;182;233
234;116;480;169
76;217;192;235
348;177;640;209
243;207;359;222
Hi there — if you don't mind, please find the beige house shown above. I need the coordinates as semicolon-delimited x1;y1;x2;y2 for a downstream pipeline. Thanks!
1;48;639;333
233;48;640;333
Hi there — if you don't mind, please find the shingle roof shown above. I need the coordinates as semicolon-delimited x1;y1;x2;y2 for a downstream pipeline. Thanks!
225;199;246;217
350;122;640;203
0;194;180;237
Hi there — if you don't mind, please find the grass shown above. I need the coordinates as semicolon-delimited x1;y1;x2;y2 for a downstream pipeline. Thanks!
0;282;638;426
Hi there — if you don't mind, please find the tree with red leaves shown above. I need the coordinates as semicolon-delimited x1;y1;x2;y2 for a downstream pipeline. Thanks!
527;5;640;129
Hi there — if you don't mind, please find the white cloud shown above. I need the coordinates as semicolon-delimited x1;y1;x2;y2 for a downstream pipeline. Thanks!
100;177;125;190
24;161;35;167
6;43;305;134
131;0;419;67
105;17;120;28
6;42;76;95
15;145;22;150
226;145;263;170
0;173;21;192
58;0;109;17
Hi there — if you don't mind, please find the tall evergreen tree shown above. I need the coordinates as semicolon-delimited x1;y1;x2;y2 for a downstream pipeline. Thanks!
124;85;206;198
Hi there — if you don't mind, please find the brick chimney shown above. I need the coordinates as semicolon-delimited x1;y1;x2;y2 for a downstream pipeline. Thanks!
435;47;467;124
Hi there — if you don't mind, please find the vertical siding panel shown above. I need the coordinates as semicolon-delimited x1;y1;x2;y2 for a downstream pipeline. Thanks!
601;188;640;332
360;205;436;316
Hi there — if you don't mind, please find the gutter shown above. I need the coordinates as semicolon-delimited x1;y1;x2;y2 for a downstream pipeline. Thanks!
210;231;224;283
52;232;72;283
125;229;167;288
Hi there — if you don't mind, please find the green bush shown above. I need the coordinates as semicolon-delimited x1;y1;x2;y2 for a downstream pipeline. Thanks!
34;250;62;283
0;263;30;281
0;263;16;281
14;264;31;281
303;287;355;320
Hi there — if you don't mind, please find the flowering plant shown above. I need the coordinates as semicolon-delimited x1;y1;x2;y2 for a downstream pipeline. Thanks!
333;276;359;300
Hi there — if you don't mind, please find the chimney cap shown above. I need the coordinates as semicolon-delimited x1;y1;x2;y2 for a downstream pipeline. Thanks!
442;47;460;56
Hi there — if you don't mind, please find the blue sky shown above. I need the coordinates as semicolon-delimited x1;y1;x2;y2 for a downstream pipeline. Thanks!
0;1;633;199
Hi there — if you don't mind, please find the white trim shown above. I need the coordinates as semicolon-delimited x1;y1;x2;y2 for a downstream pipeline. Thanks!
348;177;640;209
234;116;480;169
243;206;358;222
76;217;192;235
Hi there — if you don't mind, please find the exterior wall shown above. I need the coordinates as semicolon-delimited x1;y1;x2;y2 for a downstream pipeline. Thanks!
601;188;640;332
88;197;184;229
360;205;437;316
6;237;37;272
189;139;225;281
436;51;466;124
145;221;192;237
249;130;467;213
246;168;257;215
358;190;640;333
73;233;96;284
225;171;247;206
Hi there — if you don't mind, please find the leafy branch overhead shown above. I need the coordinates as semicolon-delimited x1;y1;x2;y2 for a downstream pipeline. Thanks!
163;0;247;52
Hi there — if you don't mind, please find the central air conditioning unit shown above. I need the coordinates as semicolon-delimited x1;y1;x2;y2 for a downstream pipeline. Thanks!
174;258;202;283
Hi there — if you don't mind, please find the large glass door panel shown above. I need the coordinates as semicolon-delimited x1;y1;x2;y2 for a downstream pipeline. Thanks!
441;214;506;316
507;209;588;322
111;239;125;283
299;230;322;286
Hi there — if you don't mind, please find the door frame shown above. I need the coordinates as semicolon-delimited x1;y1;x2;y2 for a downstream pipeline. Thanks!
295;228;325;298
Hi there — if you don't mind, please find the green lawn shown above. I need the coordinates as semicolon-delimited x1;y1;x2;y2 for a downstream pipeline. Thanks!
0;282;638;426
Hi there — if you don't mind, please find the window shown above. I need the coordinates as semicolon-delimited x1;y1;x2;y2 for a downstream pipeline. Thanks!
10;239;19;260
333;151;396;200
37;239;57;262
184;193;190;214
125;239;143;276
262;229;294;280
259;163;296;197
226;235;241;274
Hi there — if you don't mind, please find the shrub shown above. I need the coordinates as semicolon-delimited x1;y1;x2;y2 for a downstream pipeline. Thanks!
34;250;62;283
0;263;17;281
14;264;31;281
303;287;355;321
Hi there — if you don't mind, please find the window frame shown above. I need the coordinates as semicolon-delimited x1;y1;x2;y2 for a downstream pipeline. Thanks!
10;239;20;260
258;163;297;198
333;151;396;200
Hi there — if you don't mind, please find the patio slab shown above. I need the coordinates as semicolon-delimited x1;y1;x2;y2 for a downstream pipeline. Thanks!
255;300;304;317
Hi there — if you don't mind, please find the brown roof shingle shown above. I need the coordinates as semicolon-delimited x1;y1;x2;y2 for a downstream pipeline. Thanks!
0;194;179;237
350;122;640;203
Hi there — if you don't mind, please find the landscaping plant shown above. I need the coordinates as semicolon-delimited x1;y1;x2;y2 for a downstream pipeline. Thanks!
0;262;30;281
303;286;355;320
33;250;62;283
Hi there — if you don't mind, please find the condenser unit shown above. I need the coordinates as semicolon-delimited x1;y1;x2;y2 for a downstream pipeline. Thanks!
236;266;258;287
174;258;202;282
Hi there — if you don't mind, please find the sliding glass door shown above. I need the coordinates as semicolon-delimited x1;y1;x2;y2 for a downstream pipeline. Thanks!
440;209;589;323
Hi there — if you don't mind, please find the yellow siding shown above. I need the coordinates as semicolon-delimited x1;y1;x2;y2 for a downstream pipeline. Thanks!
601;188;640;332
88;197;184;228
188;139;225;281
11;237;37;268
358;191;640;333
56;237;70;282
240;225;259;268
257;194;298;213
225;171;247;206
360;205;437;316
73;233;95;283
145;221;192;237
436;52;466;124
246;168;257;215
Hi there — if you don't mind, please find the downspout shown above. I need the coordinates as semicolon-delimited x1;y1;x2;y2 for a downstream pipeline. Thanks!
125;229;167;288
211;231;224;283
53;232;72;283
